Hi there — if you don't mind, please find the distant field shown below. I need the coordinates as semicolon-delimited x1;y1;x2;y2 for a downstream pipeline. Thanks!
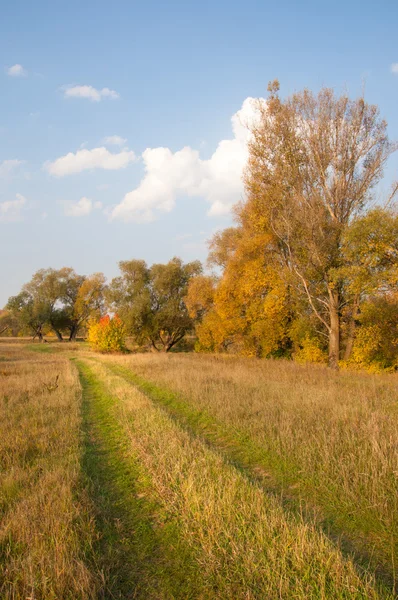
1;340;397;599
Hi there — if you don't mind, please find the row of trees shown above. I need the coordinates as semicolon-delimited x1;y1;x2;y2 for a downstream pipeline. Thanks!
2;258;201;351
2;82;397;369
2;269;106;342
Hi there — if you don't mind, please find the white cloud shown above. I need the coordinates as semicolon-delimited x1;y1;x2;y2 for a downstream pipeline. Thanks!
391;63;398;74
111;97;263;222
175;232;193;240
45;147;136;176
103;135;127;147
0;193;26;222
0;159;24;178
6;64;26;77
63;85;120;102
63;197;103;217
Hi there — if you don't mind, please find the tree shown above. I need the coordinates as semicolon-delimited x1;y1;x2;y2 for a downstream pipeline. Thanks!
191;225;293;357
338;207;398;360
0;310;20;336
107;257;202;352
6;268;106;342
22;268;69;340
244;81;397;368
350;293;398;370
64;272;106;340
6;291;48;341
185;275;217;321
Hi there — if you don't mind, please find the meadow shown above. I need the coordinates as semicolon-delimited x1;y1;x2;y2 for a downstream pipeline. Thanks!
0;339;397;599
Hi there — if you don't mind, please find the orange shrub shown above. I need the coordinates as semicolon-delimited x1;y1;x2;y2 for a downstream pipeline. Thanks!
88;315;127;353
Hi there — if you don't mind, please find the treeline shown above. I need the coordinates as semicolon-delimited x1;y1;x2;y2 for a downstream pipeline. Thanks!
3;82;398;370
2;259;201;351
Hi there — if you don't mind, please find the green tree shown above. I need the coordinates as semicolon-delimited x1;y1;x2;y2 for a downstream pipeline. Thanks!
63;271;106;340
0;310;20;337
339;207;398;361
6;291;48;341
108;257;202;351
350;294;398;370
6;268;106;341
22;268;69;340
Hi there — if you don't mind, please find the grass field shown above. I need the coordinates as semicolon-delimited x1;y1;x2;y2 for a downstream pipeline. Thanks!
0;340;397;599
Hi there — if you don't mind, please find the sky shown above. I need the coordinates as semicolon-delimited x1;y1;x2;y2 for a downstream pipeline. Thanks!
1;0;398;307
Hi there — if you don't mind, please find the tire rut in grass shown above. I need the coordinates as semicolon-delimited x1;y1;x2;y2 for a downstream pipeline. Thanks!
80;358;391;600
76;359;201;600
98;360;396;598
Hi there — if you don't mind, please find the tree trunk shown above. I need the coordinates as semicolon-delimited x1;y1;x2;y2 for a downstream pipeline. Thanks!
165;333;185;352
69;325;78;341
328;289;340;370
150;339;160;352
53;329;63;341
343;296;359;361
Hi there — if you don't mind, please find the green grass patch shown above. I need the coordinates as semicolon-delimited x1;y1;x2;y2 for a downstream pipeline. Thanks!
26;343;54;353
75;359;203;599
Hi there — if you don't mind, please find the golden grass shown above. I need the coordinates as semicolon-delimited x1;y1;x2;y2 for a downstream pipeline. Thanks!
1;339;397;598
80;357;389;599
99;352;398;582
0;344;99;599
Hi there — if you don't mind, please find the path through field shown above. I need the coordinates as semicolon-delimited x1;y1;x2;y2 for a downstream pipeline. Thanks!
74;357;394;599
1;342;397;599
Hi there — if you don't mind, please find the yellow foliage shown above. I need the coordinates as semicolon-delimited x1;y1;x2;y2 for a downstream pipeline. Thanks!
351;325;382;367
185;276;216;319
195;228;292;357
88;315;127;353
295;335;327;364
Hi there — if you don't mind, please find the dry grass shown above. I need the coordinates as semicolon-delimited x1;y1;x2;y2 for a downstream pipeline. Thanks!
81;357;387;599
1;339;397;598
0;344;99;599
99;352;398;582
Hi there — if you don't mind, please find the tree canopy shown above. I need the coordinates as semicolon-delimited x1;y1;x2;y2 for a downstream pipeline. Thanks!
107;257;202;351
6;268;106;341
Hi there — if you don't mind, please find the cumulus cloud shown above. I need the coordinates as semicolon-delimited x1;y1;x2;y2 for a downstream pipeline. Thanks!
63;197;102;217
45;147;136;176
103;135;127;146
391;63;398;74
0;159;24;178
0;193;26;222
111;97;263;222
63;85;120;101
6;64;26;77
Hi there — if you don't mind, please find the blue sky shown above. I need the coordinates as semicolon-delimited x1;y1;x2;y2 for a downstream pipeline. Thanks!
1;0;398;307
